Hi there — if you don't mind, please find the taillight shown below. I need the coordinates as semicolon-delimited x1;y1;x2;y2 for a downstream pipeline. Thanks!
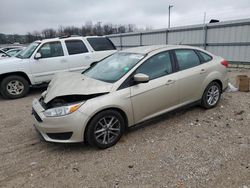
221;60;229;68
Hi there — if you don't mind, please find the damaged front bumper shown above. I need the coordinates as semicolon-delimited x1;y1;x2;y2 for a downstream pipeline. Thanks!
32;98;89;143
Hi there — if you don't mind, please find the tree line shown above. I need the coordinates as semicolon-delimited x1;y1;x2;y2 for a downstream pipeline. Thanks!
0;22;150;44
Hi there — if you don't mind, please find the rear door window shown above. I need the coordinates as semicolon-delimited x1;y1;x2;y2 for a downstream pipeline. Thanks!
38;42;64;59
175;49;200;71
87;37;116;51
65;40;88;55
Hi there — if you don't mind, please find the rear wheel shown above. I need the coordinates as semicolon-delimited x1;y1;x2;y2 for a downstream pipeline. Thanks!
201;82;221;109
0;75;30;99
85;110;125;149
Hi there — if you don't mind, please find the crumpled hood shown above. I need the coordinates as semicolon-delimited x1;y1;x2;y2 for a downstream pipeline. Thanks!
43;72;113;103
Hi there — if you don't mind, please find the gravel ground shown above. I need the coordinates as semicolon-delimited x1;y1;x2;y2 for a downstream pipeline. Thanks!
0;69;249;188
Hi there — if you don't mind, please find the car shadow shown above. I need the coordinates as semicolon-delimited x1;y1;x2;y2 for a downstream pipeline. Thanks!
29;87;47;96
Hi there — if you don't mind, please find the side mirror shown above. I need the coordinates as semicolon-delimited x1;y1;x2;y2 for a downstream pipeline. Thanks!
133;73;149;83
34;52;42;59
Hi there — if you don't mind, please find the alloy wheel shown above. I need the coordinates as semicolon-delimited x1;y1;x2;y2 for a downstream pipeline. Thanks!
206;85;220;106
94;116;121;145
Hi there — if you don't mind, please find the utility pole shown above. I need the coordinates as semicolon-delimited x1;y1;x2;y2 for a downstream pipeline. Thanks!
203;12;207;50
168;5;174;29
203;12;206;25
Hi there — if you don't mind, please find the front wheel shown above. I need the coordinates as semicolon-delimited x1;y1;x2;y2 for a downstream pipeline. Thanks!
0;75;30;99
85;110;125;149
201;82;221;109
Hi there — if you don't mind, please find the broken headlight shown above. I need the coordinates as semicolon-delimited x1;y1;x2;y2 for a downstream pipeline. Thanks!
43;102;85;117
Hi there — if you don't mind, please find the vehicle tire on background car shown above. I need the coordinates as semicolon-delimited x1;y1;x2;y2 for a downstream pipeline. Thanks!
201;81;221;109
0;75;30;99
85;110;125;149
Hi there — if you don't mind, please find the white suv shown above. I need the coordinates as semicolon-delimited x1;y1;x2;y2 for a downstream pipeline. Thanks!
0;36;116;99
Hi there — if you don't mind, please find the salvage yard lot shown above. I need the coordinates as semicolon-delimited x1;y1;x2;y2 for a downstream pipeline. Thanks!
0;69;249;187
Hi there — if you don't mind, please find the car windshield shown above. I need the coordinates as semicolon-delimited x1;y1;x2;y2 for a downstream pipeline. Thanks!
84;52;145;83
16;42;40;59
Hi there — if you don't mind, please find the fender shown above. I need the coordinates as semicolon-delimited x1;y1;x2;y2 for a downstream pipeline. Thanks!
200;71;223;96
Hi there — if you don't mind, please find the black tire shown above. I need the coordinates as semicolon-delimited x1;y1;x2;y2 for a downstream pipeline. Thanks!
0;75;30;99
85;110;125;149
201;81;221;109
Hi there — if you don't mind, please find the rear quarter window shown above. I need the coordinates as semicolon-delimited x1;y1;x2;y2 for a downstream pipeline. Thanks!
87;37;116;51
197;50;213;63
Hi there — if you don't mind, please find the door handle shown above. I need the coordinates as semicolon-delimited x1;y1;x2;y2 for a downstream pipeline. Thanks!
165;79;175;85
200;69;206;74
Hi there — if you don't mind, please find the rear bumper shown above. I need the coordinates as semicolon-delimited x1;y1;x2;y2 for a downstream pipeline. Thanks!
32;98;89;143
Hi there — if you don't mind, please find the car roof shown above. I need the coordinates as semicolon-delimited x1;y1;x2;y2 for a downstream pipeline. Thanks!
122;45;199;54
36;36;108;43
2;46;23;48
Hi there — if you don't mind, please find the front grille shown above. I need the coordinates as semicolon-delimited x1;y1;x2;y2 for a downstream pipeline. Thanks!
47;132;73;140
32;108;43;122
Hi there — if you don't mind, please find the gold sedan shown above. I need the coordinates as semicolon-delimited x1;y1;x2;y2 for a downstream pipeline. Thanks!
32;45;228;149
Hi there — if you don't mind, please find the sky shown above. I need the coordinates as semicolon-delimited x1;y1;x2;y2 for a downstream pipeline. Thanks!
1;0;250;34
